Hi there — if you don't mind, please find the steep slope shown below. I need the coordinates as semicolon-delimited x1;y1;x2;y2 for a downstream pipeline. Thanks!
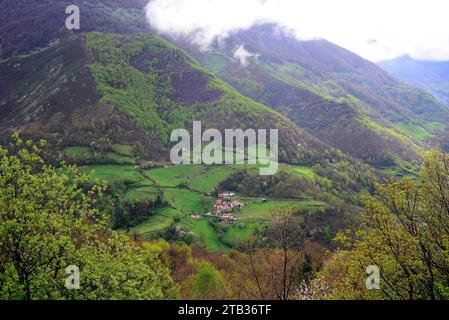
214;60;420;167
0;0;148;59
0;35;166;158
378;55;449;108
169;24;449;169
0;32;338;166
88;32;349;165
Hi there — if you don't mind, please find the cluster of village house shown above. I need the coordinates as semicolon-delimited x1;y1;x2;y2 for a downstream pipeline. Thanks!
190;192;244;223
212;192;244;223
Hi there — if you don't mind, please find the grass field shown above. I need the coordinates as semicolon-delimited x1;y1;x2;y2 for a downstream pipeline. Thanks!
426;122;446;131
124;186;161;202
80;165;143;183
223;222;262;243
181;218;228;251
63;145;137;165
238;199;326;221
188;166;238;193
126;208;183;236
204;53;230;73
143;165;205;187
163;188;212;214
398;122;433;140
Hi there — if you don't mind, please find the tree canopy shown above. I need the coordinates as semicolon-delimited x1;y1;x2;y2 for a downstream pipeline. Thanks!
316;151;449;300
0;134;178;300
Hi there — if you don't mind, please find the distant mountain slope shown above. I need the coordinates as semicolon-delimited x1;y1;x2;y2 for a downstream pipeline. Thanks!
378;55;449;108
168;24;449;168
0;34;166;158
0;32;339;166
0;0;148;59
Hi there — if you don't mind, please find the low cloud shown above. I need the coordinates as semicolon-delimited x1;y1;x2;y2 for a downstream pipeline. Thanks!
145;0;278;51
145;0;449;62
233;45;258;66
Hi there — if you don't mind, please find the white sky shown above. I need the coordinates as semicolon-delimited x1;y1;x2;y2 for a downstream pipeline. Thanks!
145;0;449;62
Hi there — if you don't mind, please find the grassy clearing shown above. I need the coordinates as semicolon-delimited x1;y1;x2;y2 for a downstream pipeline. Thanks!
360;117;415;145
64;146;91;156
126;208;183;236
145;164;248;192
124;186;161;202
238;199;326;221
80;165;143;184
223;222;262;243
398;122;433;140
426;122;446;131
383;165;417;178
288;164;333;186
188;166;238;193
143;165;204;187
163;189;213;214
380;156;419;178
180;218;228;251
121;182;326;250
290;165;316;179
204;53;230;73
111;144;134;157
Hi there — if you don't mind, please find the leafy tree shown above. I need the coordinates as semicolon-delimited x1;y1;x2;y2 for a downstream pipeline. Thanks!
316;151;449;300
0;134;178;300
69;238;178;300
165;243;196;283
132;141;144;158
183;261;231;300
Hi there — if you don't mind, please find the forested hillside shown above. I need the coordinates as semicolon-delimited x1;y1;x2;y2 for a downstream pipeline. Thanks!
378;55;449;109
172;24;449;171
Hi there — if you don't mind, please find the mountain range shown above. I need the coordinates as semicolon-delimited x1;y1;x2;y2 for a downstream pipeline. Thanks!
2;1;448;171
165;24;449;171
378;55;449;109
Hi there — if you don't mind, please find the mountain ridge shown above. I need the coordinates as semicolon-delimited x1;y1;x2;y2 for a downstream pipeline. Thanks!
378;55;449;108
0;32;339;165
164;24;449;169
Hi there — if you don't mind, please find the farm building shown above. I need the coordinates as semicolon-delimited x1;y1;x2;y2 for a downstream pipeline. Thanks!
212;192;243;223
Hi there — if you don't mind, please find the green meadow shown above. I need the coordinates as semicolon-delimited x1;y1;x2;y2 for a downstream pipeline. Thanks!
71;149;327;251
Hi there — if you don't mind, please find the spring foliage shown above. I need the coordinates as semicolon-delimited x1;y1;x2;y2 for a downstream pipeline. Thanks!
316;151;449;300
0;134;178;300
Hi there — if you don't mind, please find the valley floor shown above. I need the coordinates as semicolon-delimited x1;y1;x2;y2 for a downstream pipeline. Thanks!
72;146;327;251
